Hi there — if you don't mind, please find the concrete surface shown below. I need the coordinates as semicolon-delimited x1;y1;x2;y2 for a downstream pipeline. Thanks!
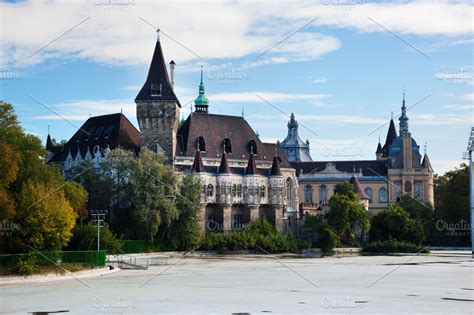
0;252;472;314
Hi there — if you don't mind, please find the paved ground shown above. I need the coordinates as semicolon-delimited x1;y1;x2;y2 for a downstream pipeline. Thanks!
0;252;472;314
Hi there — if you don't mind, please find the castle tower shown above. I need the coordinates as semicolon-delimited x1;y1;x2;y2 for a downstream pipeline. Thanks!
136;29;181;162
279;113;313;162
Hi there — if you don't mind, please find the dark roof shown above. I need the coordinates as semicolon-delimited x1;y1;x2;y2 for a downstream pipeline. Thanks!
191;150;205;173
218;152;231;174
245;154;257;175
422;153;433;171
135;38;180;104
350;176;369;199
291;160;388;177
50;113;140;162
269;155;283;176
382;119;398;156
176;112;291;168
376;142;383;154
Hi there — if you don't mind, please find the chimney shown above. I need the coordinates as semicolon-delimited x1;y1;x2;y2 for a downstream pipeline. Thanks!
169;60;175;90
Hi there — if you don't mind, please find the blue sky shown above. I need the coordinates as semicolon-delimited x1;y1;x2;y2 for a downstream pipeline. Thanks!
0;0;472;175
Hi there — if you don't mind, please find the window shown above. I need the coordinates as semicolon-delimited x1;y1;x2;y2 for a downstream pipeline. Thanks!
151;83;162;96
232;184;237;196
233;214;242;230
304;185;313;203
260;185;265;198
319;185;328;203
237;184;242;197
364;187;373;203
201;185;206;196
286;178;294;202
248;140;257;154
196;136;206;151
223;138;232;153
379;187;388;203
207;184;214;197
220;185;226;196
395;183;402;202
415;182;422;200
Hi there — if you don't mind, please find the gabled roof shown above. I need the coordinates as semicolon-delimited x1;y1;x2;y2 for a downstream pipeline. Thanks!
245;154;257;175
350;176;369;200
191;150;205;173
135;37;180;104
176;112;291;168
217;152;231;174
50;113;140;162
269;155;283;176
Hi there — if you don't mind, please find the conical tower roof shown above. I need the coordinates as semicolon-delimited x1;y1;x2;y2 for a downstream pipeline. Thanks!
245;153;257;175
422;153;433;171
350;175;369;200
269;155;282;176
191;150;205;173
217;152;231;174
382;119;398;156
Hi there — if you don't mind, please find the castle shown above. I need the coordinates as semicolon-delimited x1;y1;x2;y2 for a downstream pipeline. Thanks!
46;30;434;234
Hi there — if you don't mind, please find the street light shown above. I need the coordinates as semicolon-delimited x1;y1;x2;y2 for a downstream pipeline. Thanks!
90;209;108;252
466;127;474;258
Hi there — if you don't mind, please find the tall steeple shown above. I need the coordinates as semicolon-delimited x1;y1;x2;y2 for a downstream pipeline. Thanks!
279;113;313;162
399;90;409;135
194;66;209;113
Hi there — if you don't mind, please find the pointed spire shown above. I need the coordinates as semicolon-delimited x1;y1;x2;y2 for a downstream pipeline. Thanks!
422;153;433;171
399;90;409;134
46;133;52;151
376;142;383;154
218;152;231;174
156;28;160;41
350;175;369;200
245;153;257;175
382;118;398;156
269;154;282;176
194;66;209;112
191;150;205;173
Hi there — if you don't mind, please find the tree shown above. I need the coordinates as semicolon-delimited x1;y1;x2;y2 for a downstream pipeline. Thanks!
164;173;202;250
369;205;424;245
8;180;77;253
301;215;338;252
63;181;89;221
326;182;370;245
399;195;435;245
67;223;122;254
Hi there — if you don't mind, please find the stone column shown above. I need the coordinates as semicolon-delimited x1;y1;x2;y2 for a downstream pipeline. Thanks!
274;206;283;233
222;205;232;231
249;205;260;222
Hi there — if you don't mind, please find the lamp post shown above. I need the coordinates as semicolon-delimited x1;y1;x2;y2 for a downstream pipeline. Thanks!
90;209;108;252
466;127;474;258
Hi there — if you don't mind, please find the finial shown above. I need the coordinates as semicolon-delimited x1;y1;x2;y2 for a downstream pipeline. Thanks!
424;142;427;155
121;108;123;114
391;112;393;120
223;141;226;153
378;135;381;143
48;125;50;135
242;107;245;117
200;65;203;84
156;28;160;42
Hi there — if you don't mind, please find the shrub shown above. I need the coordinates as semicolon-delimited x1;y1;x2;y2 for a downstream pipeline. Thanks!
301;216;338;253
15;254;38;275
362;240;428;254
67;223;122;254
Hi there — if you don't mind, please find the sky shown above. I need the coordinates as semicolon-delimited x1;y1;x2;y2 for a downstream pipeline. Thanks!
0;0;472;175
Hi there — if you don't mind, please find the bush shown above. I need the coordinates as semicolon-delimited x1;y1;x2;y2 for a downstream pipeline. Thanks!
301;216;338;253
200;219;301;253
15;254;38;275
362;240;428;254
67;223;123;254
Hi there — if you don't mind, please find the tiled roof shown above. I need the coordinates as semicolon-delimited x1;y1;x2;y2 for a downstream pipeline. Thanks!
291;160;388;177
217;152;231;174
350;176;369;199
50;113;140;162
191;150;205;173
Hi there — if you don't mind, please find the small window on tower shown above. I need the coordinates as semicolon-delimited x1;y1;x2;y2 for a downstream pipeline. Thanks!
196;136;206;152
151;83;162;96
223;138;232;153
248;140;257;154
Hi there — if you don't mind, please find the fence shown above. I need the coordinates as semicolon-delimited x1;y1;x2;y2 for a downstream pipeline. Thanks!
0;250;106;267
120;240;160;254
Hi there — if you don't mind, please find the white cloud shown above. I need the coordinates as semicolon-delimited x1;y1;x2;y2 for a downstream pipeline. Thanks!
411;113;470;126
0;1;472;68
460;93;474;101
444;104;474;111
431;159;465;176
209;91;330;105
312;77;328;84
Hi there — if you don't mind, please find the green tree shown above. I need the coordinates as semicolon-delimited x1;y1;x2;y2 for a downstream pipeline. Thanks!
326;182;370;245
369;205;424;245
9;180;77;253
63;181;89;221
301;215;338;252
399;195;435;245
67;223;122;254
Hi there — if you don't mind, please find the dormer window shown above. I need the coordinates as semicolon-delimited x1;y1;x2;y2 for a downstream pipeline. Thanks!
151;83;162;96
248;140;257;154
196;136;206;152
223;138;232;153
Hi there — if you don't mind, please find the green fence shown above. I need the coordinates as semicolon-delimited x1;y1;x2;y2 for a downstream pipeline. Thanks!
0;250;106;267
120;240;164;254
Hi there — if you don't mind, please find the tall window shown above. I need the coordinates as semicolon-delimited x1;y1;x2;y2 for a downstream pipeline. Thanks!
414;182;422;200
223;138;232;153
364;187;373;203
196;136;206;151
237;184;242;197
286;178;294;202
260;185;266;198
207;184;214;197
319;185;328;204
248;140;257;154
395;182;402;202
304;185;313;203
232;184;237;196
379;187;388;203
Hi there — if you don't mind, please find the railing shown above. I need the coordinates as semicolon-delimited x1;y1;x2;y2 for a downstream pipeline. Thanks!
0;250;106;267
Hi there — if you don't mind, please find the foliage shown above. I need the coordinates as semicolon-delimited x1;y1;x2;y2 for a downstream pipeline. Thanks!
15;253;38;275
7;181;77;253
300;215;338;253
326;183;370;245
362;240;428;254
433;163;470;246
67;223;122;254
399;195;435;245
164;173;203;250
369;205;424;245
63;181;89;220
201;219;302;253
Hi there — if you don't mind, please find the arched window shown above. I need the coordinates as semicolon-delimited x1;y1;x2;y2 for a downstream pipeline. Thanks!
220;185;226;196
304;185;313;203
364;187;373;203
232;184;237;196
379;187;388;203
207;184;214;197
260;185;265;198
237;184;242;197
414;182;422;200
196;136;206;151
319;184;327;203
286;178;294;202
